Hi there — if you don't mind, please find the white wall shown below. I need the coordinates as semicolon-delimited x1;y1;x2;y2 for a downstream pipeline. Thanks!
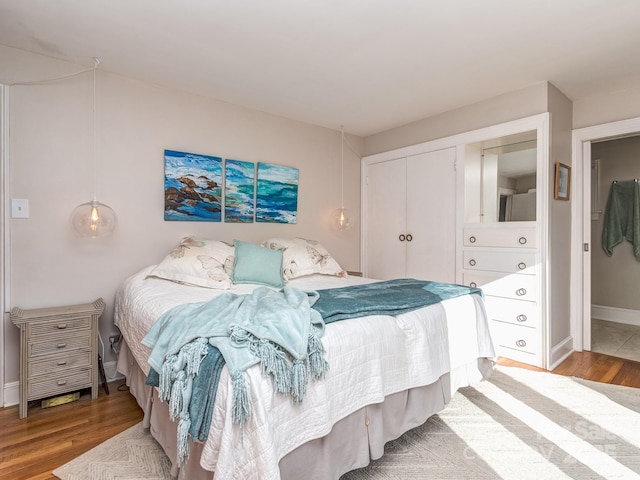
573;85;640;130
2;48;363;385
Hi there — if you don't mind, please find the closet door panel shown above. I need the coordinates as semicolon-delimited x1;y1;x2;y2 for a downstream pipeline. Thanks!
405;148;456;283
365;158;407;280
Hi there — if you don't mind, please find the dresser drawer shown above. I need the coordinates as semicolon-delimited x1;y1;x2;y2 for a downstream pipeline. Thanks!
464;271;537;301
463;250;536;274
27;369;92;401
28;331;91;358
28;315;92;338
464;225;536;248
490;320;539;356
483;296;539;328
28;351;92;378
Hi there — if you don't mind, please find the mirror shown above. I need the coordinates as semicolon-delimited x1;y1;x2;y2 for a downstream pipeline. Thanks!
465;131;537;223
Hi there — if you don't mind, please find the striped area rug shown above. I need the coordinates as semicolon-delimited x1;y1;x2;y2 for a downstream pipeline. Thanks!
53;366;640;479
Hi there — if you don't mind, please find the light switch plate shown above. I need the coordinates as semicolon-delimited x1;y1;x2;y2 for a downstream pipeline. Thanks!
11;198;29;218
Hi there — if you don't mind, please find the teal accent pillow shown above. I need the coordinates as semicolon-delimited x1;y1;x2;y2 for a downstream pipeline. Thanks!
232;240;285;288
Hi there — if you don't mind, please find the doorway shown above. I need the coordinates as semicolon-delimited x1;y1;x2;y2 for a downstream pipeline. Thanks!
571;117;640;358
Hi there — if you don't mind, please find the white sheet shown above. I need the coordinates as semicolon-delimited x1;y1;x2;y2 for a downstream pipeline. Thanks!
115;267;495;480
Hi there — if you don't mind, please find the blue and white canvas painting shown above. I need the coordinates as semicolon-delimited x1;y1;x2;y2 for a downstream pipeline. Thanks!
224;159;255;223
164;149;222;221
256;162;299;223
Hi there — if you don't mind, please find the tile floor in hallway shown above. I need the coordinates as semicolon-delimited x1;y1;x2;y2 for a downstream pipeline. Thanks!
591;318;640;362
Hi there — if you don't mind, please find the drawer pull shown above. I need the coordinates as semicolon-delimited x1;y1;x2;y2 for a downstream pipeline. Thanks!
56;323;68;329
515;339;527;348
518;262;527;270
469;235;477;244
519;236;527;245
516;314;528;322
469;282;477;288
57;360;67;366
406;234;413;242
399;234;406;242
57;380;67;386
469;259;476;267
57;343;67;349
516;288;527;296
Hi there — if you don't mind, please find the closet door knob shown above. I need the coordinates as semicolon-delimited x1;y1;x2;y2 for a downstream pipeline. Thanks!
516;288;527;296
469;235;477;244
515;339;527;348
469;259;476;267
518;262;527;270
406;234;413;242
519;236;527;245
399;234;406;242
516;314;528;322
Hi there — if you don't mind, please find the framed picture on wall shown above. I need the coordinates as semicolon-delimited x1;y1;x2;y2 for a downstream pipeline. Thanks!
554;162;571;200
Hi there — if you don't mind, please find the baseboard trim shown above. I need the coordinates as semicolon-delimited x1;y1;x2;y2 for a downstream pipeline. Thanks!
549;335;573;371
3;381;19;407
592;304;640;327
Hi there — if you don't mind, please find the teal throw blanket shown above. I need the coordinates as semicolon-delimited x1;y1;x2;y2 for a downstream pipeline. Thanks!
142;287;329;466
602;180;640;260
312;278;483;323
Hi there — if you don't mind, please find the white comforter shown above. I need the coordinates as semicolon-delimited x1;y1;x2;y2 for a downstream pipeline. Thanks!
115;267;495;480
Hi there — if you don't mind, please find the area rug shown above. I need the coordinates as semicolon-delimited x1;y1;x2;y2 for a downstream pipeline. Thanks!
53;366;640;480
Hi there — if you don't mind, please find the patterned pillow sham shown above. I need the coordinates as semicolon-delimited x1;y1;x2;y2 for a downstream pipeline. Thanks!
261;237;346;280
147;237;234;289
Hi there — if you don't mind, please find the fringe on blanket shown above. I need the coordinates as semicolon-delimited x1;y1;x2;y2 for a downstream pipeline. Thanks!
159;326;329;467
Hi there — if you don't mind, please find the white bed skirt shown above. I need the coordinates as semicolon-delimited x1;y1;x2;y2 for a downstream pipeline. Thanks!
117;341;492;480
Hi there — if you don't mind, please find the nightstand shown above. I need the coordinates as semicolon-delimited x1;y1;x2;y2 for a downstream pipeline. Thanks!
11;298;105;418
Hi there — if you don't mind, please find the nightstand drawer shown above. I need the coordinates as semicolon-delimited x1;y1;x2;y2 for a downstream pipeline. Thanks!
27;369;92;400
28;351;92;377
28;331;91;357
28;315;91;338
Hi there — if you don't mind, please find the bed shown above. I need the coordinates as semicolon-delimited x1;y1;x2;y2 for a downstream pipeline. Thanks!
114;237;496;480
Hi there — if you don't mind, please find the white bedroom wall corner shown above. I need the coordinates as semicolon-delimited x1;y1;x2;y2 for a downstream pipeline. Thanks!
0;83;8;406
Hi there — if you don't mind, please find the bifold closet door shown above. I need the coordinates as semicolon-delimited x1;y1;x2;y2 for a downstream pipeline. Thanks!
364;147;456;282
364;157;407;280
405;148;456;283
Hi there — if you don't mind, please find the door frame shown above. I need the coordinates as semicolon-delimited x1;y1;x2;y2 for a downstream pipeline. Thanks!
0;84;8;406
570;116;640;351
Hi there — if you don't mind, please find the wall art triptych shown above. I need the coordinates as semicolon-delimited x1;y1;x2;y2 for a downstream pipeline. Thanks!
163;149;298;224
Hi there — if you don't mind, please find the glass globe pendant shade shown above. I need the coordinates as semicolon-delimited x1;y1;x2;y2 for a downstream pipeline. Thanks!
333;207;352;231
71;198;117;238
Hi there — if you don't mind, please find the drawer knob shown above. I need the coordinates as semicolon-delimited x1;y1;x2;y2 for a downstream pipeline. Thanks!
399;234;406;242
469;282;477;288
469;235;477;244
518;262;527;270
516;314;528;322
57;360;67;366
56;323;67;329
516;339;527;348
516;288;527;296
57;342;67;349
406;234;413;242
519;236;527;245
469;259;476;267
57;380;67;386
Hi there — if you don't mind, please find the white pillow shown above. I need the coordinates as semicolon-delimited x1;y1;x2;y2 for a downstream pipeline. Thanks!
262;237;346;280
148;237;235;289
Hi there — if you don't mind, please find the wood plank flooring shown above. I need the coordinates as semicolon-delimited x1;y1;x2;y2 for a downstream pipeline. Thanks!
1;351;639;480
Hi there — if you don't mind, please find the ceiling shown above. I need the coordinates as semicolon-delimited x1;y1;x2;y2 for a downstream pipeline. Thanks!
1;0;639;137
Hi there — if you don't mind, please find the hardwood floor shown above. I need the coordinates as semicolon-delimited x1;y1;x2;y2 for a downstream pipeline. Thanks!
1;352;639;480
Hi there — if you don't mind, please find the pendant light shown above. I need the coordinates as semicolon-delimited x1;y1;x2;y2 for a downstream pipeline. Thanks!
332;126;352;231
70;58;117;238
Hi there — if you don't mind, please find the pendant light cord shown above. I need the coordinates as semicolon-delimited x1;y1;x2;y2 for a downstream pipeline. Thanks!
340;125;345;209
92;58;99;201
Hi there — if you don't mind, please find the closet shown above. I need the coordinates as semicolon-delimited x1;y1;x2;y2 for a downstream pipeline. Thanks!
362;114;550;368
362;148;456;283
